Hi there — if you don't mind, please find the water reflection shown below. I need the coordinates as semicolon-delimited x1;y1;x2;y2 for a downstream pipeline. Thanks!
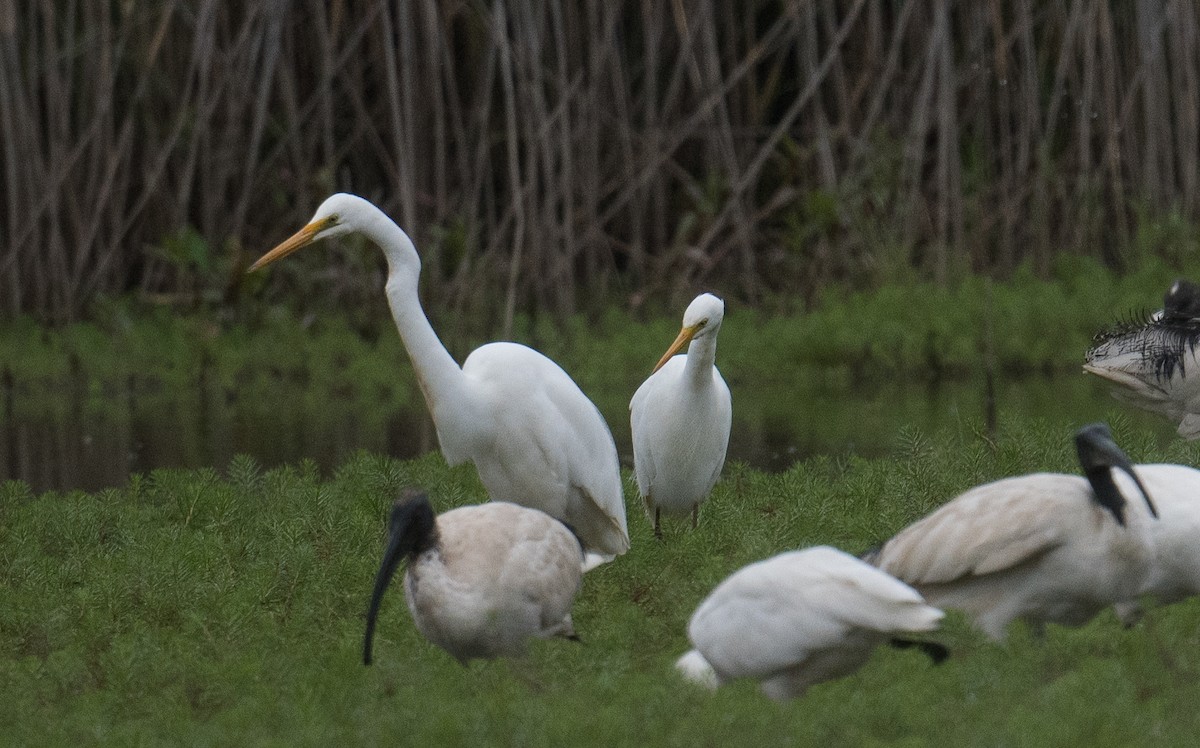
0;367;1177;493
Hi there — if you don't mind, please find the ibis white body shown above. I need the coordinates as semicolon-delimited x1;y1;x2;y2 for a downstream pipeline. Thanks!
1114;463;1200;622
631;294;731;536
1085;279;1200;438
374;501;583;664
868;472;1156;640
254;194;628;563
1084;340;1200;438
676;546;943;701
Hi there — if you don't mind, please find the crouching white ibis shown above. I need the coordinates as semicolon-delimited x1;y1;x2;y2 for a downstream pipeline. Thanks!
363;492;583;665
1085;278;1200;438
630;293;732;539
675;545;945;701
864;423;1158;641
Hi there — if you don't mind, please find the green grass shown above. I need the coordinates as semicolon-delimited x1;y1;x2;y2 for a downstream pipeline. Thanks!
5;419;1200;745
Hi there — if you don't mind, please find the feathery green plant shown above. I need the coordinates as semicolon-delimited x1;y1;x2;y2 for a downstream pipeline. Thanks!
4;422;1200;743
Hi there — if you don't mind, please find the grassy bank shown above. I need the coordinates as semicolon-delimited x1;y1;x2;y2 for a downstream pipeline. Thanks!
4;420;1200;744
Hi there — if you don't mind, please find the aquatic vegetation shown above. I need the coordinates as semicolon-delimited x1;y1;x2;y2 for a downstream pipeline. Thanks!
4;263;1197;492
2;257;1197;398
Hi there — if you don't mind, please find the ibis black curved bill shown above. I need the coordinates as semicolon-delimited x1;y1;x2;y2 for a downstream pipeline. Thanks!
363;492;437;666
362;520;408;666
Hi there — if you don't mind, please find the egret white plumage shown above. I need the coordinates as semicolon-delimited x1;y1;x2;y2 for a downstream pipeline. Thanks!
1085;278;1200;438
675;546;945;701
865;423;1159;641
630;293;731;539
1110;462;1200;624
363;492;583;665
251;194;628;565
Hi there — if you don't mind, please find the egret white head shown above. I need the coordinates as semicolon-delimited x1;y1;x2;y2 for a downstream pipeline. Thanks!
249;194;392;271
653;293;725;373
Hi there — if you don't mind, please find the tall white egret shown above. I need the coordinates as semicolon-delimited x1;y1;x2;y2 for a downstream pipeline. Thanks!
363;492;583;665
675;545;945;701
630;293;731;539
251;194;629;564
1111;462;1200;624
864;423;1159;641
1085;278;1200;438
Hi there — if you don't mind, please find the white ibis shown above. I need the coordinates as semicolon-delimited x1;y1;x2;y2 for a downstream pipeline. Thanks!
1085;278;1200;438
865;423;1159;641
1111;462;1200;624
363;492;583;665
675;545;945;701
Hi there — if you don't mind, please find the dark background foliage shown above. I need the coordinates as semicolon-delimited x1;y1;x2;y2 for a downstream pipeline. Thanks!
4;1;1200;326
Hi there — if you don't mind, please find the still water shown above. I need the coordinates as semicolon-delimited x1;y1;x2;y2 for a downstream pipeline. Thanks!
0;367;1176;493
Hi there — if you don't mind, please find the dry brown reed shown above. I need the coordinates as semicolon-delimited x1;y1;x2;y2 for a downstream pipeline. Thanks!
2;1;1199;326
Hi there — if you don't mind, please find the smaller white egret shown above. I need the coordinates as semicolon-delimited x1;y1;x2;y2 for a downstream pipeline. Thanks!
1111;463;1200;624
363;491;583;665
675;546;945;701
630;293;732;539
865;423;1159;641
1085;278;1200;438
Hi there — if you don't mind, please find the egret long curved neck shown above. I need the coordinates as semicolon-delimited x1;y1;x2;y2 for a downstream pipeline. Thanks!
684;334;719;385
363;213;473;420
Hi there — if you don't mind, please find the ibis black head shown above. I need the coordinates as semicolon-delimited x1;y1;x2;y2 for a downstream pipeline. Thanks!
1074;423;1157;526
363;490;438;666
1163;279;1200;321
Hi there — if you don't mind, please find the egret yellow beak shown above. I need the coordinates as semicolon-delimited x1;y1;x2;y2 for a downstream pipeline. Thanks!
248;216;337;272
652;324;701;373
